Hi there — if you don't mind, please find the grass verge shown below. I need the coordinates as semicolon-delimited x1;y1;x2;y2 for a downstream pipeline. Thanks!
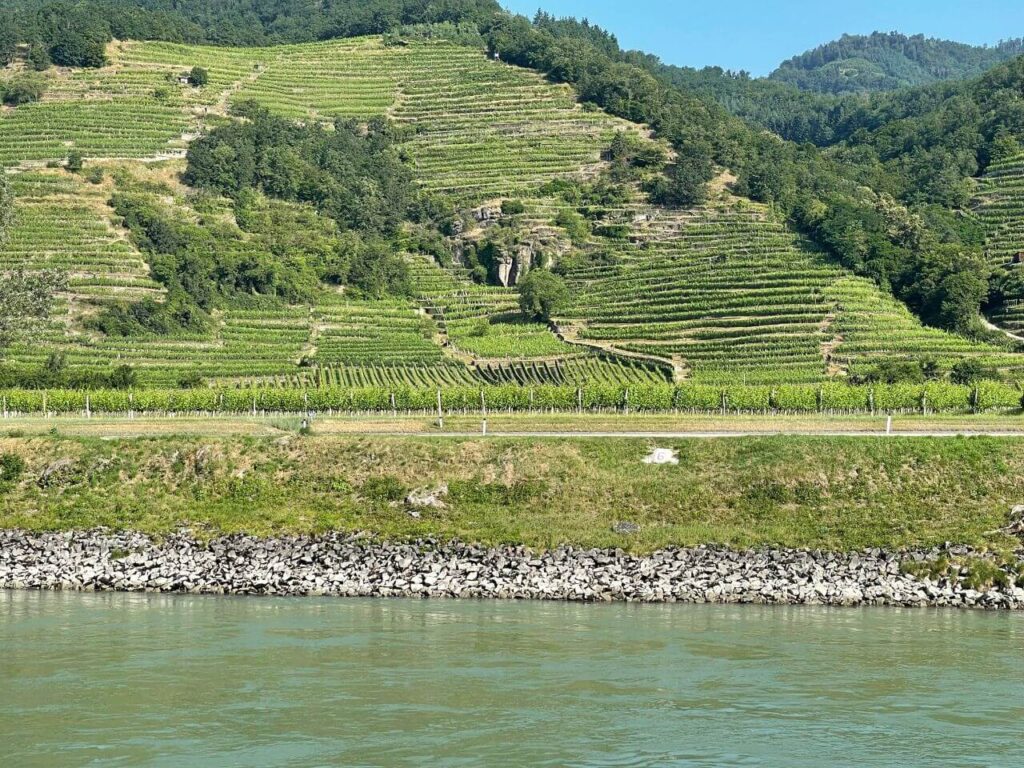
0;433;1022;553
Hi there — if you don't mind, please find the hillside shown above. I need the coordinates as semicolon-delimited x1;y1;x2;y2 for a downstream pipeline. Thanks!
770;32;1024;94
0;34;1021;391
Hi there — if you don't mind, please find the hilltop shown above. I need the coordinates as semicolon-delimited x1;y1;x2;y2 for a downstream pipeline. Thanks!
769;32;1024;94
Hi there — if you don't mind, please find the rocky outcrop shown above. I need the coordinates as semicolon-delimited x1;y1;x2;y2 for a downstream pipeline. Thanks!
2;530;1023;609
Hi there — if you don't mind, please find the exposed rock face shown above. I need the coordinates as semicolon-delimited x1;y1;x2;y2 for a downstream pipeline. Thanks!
495;243;534;287
2;530;1023;609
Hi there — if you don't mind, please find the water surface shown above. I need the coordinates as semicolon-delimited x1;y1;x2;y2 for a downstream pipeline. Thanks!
2;591;1022;767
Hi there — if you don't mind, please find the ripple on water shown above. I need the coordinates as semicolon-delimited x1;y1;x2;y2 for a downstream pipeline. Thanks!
1;593;1023;768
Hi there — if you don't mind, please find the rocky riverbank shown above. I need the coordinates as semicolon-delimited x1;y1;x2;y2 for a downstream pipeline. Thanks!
2;530;1023;609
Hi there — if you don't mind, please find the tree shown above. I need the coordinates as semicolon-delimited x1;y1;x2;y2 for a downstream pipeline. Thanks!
518;269;569;321
647;142;715;208
66;151;84;173
187;66;209;87
951;359;994;385
2;75;46;106
28;43;52;72
49;29;108;69
0;271;67;353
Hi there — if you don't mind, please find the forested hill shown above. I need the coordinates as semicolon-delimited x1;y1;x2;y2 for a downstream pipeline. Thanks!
769;32;1024;94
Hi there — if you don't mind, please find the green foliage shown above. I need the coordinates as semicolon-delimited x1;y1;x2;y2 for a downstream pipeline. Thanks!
770;32;1024;94
111;191;322;309
66;151;84;173
647;143;715;208
0;270;67;353
185;105;420;236
27;41;50;70
0;452;25;490
554;209;589;245
48;24;108;68
361;475;407;503
2;74;46;106
0;175;12;246
518;270;569;322
951;359;998;385
0;382;1017;415
501;199;526;216
187;66;209;86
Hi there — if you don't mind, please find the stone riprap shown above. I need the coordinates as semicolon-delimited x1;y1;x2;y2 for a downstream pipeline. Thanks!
1;530;1022;609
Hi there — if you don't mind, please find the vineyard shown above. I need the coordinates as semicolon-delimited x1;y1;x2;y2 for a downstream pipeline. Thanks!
0;380;1019;416
2;170;162;307
558;195;1019;384
2;36;1024;394
973;153;1024;333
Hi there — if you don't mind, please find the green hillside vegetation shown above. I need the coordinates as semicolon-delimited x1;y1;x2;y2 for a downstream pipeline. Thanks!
770;32;1024;94
0;4;1023;397
0;34;1019;391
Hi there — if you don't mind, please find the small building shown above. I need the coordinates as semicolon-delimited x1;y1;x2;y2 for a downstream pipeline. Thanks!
1014;251;1024;265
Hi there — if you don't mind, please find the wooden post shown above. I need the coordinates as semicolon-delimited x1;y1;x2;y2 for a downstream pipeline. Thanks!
2;396;6;419
577;387;583;413
437;389;443;430
85;395;91;419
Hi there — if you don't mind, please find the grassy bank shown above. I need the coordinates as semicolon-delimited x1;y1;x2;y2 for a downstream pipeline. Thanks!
1;432;1022;553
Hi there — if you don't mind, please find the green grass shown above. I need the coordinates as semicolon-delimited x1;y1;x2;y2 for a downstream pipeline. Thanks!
0;433;1020;553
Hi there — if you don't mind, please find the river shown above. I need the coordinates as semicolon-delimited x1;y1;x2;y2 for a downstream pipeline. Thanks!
2;590;1023;767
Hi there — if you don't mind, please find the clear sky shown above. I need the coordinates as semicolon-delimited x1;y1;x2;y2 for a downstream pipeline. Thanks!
501;0;1024;76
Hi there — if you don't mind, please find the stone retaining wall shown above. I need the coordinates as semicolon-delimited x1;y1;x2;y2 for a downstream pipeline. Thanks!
2;530;1022;609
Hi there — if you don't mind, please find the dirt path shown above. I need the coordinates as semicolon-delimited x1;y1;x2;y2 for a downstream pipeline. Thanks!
981;316;1024;344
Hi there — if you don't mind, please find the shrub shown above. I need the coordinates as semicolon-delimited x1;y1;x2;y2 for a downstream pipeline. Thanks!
49;31;108;68
66;151;84;173
187;67;209;87
2;75;46;106
501;199;526;215
0;453;25;486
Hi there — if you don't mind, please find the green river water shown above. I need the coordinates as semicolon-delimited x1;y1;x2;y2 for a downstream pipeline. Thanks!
2;590;1023;767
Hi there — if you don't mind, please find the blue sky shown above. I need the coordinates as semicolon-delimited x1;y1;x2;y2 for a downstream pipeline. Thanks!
501;1;1024;76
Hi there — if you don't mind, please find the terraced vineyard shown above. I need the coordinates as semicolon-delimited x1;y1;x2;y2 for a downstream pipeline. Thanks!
973;153;1024;268
116;38;623;200
562;195;1020;384
2;170;162;307
2;35;1022;392
973;153;1024;334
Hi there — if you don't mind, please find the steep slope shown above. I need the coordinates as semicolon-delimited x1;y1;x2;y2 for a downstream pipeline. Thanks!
1;36;1019;387
973;153;1024;334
